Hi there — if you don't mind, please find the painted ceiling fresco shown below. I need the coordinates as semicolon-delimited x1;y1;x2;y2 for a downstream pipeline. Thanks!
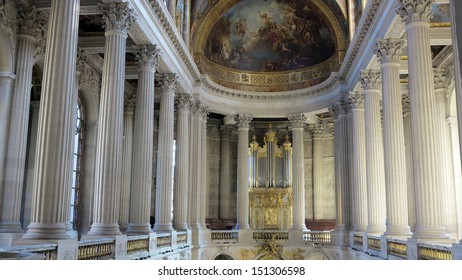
203;0;337;72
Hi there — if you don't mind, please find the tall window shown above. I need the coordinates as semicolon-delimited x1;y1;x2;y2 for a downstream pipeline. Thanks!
71;98;84;230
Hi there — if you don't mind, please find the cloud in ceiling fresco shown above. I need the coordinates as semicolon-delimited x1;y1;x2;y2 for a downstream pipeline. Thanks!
204;0;337;72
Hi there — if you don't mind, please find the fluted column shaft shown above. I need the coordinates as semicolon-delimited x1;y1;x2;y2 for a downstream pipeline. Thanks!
199;106;209;229
87;3;134;237
0;74;14;215
434;70;457;237
330;101;351;231
235;114;252;230
402;94;416;231
397;0;448;239
173;94;191;231
289;114;307;230
119;106;134;233
360;70;386;234
0;6;43;233
188;101;201;230
348;92;368;232
309;124;324;221
127;45;160;234
24;0;80;239
375;38;412;237
447;117;462;239
219;126;232;220
153;74;177;232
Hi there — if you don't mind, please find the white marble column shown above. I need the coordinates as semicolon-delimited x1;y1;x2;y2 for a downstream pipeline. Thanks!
374;38;412;237
449;0;462;170
329;100;351;234
0;73;15;219
347;91;368;232
127;45;160;235
119;93;135;233
199;103;210;230
447;117;462;239
235;114;252;230
173;93;191;231
433;69;457;238
153;73;178;233
219;126;232;221
23;0;80;239
397;0;448;239
0;6;43;233
86;3;135;237
188;99;202;230
289;114;308;230
360;69;386;235
308;123;324;221
402;93;416;231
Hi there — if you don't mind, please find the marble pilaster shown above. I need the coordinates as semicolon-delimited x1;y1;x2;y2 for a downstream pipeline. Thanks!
308;123;324;221
219;126;233;221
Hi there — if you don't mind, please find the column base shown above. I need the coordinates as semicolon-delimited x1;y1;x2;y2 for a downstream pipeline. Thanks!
173;223;189;231
291;224;308;231
23;223;71;239
152;223;174;233
366;225;386;235
84;223;122;239
413;225;449;239
189;223;202;231
384;225;412;238
119;222;129;233
0;222;24;233
351;224;367;232
126;223;153;235
234;223;250;230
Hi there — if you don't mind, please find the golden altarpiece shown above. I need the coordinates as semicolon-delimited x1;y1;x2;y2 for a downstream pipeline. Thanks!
249;125;293;230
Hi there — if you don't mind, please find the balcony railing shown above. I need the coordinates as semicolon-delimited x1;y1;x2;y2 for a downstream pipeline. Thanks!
303;231;332;244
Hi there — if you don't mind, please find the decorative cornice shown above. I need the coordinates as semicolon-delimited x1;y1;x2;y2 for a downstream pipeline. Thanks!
133;44;161;70
396;0;434;25
175;93;192;111
433;68;447;90
155;73;178;91
235;114;253;129
201;73;340;100
402;92;410;115
347;91;365;110
359;69;382;90
339;0;381;80
99;2;136;33
149;0;201;82
374;38;405;64
288;114;307;129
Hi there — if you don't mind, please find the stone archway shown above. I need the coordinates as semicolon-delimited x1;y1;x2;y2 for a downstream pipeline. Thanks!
214;254;234;260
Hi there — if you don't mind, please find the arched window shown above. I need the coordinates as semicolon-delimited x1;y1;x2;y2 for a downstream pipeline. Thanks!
71;98;84;230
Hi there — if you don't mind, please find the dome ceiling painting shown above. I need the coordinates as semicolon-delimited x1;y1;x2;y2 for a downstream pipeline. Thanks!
192;0;348;92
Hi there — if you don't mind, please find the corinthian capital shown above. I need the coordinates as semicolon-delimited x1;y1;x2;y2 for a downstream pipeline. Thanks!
133;45;161;70
99;2;136;33
288;114;307;129
347;91;365;110
235;114;253;129
17;5;45;39
124;91;136;112
396;0;434;25
360;69;382;90
433;69;447;90
175;93;192;111
156;73;178;91
374;38;405;64
308;123;325;138
1;3;16;38
402;92;410;115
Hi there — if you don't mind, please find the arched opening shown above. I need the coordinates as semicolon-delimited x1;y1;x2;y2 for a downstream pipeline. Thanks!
214;254;234;260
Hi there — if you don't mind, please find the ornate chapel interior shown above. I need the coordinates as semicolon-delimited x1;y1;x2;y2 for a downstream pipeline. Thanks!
1;0;462;260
